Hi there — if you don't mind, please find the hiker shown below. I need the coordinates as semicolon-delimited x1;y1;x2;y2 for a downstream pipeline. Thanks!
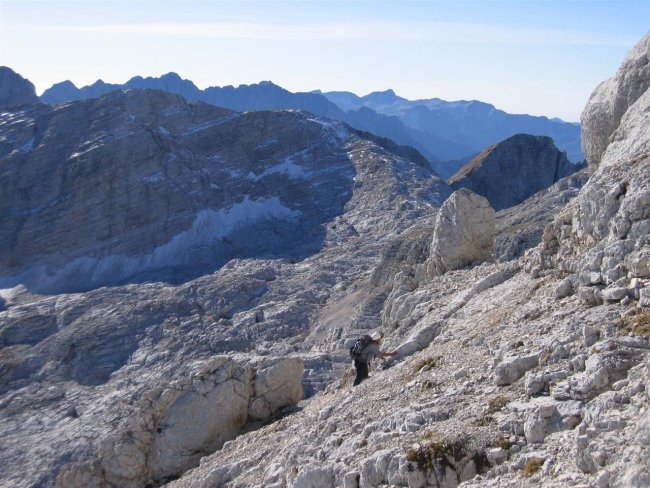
350;331;397;386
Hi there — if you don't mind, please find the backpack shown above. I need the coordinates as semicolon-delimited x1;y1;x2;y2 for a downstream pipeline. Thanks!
350;334;373;360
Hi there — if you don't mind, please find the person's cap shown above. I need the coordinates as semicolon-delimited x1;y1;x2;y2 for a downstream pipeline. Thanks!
371;331;384;341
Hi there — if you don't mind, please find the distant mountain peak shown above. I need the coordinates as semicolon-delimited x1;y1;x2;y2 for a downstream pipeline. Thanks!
449;133;582;210
361;89;402;104
0;66;40;109
160;71;183;81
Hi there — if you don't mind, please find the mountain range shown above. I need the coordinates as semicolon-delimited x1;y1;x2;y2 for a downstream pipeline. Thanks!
2;31;649;488
41;73;583;178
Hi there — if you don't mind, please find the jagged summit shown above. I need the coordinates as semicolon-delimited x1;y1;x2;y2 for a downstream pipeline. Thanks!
0;66;39;109
449;133;582;211
37;70;583;167
361;88;404;105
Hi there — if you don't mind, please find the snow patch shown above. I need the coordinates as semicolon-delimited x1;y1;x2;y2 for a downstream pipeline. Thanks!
0;197;301;293
142;172;165;183
248;160;309;181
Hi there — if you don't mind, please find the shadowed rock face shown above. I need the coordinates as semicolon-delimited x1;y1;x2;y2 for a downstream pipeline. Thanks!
449;133;582;211
0;66;39;109
0;88;449;294
0;89;382;293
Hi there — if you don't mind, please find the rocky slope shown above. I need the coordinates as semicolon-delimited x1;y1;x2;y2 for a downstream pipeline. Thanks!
0;34;648;488
167;33;649;488
0;81;450;486
448;134;583;211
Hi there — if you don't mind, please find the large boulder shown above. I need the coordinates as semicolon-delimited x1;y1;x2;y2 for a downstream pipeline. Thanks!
426;188;495;277
449;134;581;211
0;67;39;109
581;33;650;172
55;355;303;488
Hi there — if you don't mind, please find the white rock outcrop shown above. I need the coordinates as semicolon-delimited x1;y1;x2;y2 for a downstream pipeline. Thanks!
426;188;496;277
581;33;650;172
56;355;303;487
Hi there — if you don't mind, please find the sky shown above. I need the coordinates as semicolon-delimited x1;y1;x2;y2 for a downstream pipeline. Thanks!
0;1;648;122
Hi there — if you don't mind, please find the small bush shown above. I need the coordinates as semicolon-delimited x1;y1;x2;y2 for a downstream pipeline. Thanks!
497;438;511;450
474;414;493;427
487;395;509;414
405;438;464;471
617;310;650;339
523;458;544;477
414;356;439;373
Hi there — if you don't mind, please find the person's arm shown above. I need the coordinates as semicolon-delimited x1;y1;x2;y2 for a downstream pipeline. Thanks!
377;350;397;358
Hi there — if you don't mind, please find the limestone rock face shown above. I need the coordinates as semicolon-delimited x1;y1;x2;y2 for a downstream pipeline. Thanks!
3;39;650;488
0;87;449;293
0;66;39;109
581;33;650;172
426;188;495;277
449;134;582;211
54;355;303;487
527;35;650;309
493;170;589;261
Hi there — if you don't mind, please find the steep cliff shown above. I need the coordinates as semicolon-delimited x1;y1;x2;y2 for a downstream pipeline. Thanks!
449;134;583;211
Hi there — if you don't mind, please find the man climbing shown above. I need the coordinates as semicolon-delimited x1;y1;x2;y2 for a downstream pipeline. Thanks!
350;331;397;386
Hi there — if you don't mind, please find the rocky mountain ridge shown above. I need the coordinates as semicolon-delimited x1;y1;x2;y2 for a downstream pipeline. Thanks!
0;33;648;488
0;66;40;109
40;72;583;173
321;88;584;171
0;87;448;294
449;134;584;211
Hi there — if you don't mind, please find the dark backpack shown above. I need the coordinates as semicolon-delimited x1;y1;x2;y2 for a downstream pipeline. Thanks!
350;335;373;360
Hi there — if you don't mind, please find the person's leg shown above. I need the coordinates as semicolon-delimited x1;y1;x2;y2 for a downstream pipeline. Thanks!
353;359;369;386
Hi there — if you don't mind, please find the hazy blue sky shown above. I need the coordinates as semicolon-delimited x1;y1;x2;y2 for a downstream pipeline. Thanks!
1;0;648;121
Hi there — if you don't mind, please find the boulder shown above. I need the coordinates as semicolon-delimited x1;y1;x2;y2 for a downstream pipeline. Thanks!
426;188;495;277
56;355;303;487
493;352;540;386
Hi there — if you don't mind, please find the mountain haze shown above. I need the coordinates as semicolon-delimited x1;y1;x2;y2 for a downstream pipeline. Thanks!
41;73;583;175
322;88;583;176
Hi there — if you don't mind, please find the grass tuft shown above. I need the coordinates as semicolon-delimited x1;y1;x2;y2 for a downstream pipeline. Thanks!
617;309;650;339
523;458;544;477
